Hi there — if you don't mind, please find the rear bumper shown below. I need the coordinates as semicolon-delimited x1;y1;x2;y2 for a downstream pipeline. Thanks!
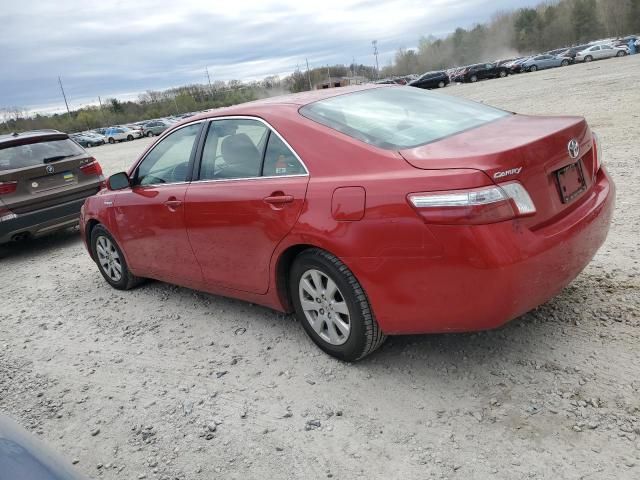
345;168;615;335
0;195;90;243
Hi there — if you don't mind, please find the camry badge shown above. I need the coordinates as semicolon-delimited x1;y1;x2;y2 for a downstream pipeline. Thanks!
46;165;55;174
493;167;523;179
568;139;580;159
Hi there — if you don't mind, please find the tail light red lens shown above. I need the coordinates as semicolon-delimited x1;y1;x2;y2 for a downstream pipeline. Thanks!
408;182;536;225
0;181;18;196
80;159;103;177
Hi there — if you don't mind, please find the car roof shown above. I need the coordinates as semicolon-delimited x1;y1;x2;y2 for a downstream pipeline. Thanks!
185;84;384;123
0;129;67;147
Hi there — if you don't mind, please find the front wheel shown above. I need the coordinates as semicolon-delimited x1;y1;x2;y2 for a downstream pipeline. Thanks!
146;131;154;137
616;51;625;57
290;249;385;361
438;81;445;88
561;60;569;66
584;55;593;63
91;225;143;290
127;135;134;141
529;65;538;72
108;137;115;144
469;75;478;83
499;70;507;78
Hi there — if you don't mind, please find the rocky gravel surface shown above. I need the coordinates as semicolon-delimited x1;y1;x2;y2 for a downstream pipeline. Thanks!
1;55;639;479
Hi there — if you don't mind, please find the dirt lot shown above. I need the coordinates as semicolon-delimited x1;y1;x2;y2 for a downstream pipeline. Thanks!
1;55;639;480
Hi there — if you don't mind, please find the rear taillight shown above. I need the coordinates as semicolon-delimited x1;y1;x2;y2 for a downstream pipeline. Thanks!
592;132;603;173
0;181;18;196
408;182;536;225
80;159;103;177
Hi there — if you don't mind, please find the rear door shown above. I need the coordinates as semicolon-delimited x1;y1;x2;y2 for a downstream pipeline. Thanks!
184;118;309;294
0;134;101;216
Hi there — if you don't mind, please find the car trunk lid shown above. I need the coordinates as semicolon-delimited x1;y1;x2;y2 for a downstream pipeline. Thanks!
399;114;596;228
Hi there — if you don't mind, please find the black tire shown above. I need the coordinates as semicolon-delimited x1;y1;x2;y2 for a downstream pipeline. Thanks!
584;55;593;63
290;248;386;361
90;224;143;290
499;70;507;77
529;65;538;72
108;137;115;144
438;81;445;88
561;59;569;66
127;135;134;141
146;131;154;137
616;50;625;57
469;75;478;83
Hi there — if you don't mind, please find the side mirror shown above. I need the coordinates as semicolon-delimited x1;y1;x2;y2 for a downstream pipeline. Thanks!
107;172;130;191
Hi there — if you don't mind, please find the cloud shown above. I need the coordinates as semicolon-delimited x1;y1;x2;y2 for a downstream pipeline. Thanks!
0;0;539;112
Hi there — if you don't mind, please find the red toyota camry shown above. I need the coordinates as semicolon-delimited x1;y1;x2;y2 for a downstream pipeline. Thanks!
80;85;614;361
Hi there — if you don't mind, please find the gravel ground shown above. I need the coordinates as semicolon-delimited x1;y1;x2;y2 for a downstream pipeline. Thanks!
1;55;639;480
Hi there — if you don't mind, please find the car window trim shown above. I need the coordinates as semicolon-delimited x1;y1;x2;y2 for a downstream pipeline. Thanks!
131;119;207;188
191;115;309;183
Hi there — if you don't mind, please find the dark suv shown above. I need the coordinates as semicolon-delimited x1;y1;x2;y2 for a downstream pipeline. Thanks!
408;71;450;89
462;63;508;82
0;130;104;243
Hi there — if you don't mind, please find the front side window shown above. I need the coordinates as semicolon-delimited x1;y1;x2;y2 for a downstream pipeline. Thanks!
300;87;510;150
135;123;200;185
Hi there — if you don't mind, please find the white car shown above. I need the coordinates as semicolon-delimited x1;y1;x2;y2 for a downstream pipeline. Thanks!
103;127;143;144
575;44;627;62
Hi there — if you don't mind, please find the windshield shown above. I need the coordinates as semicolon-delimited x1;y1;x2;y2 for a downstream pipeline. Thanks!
0;138;84;171
299;87;510;150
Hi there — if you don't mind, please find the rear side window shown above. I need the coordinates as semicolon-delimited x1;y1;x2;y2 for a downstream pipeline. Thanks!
300;87;510;150
0;138;84;171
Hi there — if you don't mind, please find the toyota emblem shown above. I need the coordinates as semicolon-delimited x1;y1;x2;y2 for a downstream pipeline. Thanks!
45;165;55;174
568;139;580;160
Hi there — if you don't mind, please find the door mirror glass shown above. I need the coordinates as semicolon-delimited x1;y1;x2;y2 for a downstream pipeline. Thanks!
108;172;130;190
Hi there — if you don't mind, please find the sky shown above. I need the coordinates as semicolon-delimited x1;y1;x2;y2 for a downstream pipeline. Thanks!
0;0;541;114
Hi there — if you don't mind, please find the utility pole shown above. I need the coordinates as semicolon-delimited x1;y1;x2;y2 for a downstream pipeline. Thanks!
58;76;72;118
327;65;331;87
305;58;312;90
372;40;380;79
206;67;213;93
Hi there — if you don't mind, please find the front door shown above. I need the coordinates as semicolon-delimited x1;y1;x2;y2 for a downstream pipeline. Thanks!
184;118;309;294
113;122;204;284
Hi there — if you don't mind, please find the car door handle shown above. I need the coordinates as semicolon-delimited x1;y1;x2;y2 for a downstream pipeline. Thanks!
164;198;183;210
263;194;294;205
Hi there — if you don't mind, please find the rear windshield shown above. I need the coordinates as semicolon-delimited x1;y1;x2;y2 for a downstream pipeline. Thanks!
0;138;84;171
299;87;510;150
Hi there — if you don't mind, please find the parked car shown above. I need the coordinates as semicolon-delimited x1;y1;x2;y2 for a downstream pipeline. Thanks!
124;123;145;136
575;43;627;62
460;63;508;82
408;70;450;89
103;127;142;144
80;85;613;361
558;44;591;61
0;415;87;479
0;130;104;243
143;119;172;136
521;54;571;72
507;57;532;73
71;132;105;148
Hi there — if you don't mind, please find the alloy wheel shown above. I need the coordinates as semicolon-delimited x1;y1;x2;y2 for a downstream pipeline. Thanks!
96;235;122;282
298;269;351;346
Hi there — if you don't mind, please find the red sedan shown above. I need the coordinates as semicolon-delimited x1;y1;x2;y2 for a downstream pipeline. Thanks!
80;85;614;361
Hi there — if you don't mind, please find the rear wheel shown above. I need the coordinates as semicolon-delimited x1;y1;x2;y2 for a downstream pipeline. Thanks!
290;249;385;361
499;70;507;77
146;131;154;137
108;137;115;144
91;225;143;290
561;59;569;66
584;55;593;62
438;81;445;88
616;50;625;57
127;135;134;141
469;75;478;83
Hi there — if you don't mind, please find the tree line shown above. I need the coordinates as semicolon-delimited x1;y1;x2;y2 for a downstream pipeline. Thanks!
1;0;638;134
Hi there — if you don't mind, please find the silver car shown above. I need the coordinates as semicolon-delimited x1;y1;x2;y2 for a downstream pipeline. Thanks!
143;119;172;137
575;44;627;62
521;54;571;72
